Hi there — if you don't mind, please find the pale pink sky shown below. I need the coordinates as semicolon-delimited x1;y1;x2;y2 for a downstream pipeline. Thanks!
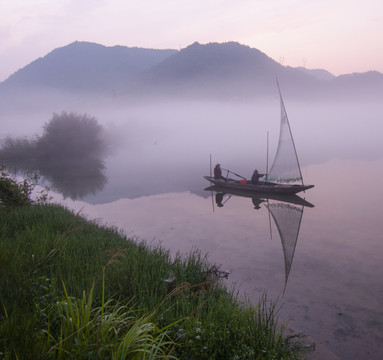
1;0;382;82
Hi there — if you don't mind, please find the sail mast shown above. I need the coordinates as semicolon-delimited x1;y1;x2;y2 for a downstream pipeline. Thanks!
276;80;304;186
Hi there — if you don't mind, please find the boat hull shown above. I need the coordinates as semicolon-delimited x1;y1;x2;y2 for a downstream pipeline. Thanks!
204;176;314;195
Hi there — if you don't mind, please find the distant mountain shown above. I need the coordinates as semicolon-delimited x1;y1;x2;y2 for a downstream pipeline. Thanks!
296;67;335;81
1;41;177;92
134;42;319;99
330;71;383;98
0;41;382;104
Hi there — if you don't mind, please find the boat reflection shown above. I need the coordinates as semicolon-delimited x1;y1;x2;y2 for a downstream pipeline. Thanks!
205;185;314;293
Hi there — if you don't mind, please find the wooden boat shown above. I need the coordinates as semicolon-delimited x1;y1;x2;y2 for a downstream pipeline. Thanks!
204;81;314;195
203;176;314;195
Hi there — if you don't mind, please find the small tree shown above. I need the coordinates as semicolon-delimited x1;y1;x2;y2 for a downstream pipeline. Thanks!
0;111;106;200
36;111;105;161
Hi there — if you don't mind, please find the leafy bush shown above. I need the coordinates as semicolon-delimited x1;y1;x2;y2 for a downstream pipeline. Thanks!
0;111;106;164
0;112;107;199
0;164;50;207
36;111;105;161
0;165;33;207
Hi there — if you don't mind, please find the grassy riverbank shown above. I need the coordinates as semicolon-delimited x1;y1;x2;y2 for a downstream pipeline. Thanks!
0;203;306;359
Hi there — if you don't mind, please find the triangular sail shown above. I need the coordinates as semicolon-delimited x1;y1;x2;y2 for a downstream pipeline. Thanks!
267;201;304;293
267;82;304;184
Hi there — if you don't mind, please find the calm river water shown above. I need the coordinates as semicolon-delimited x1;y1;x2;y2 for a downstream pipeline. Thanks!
53;157;382;360
20;100;383;359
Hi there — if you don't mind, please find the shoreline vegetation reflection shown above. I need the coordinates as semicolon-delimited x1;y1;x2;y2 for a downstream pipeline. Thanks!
0;111;108;199
205;185;314;293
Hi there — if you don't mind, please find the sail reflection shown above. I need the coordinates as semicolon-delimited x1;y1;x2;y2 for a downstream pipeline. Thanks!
267;201;302;294
205;185;314;293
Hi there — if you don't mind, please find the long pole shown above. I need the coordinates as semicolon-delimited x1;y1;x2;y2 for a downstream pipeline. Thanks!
221;168;246;180
266;131;269;180
210;154;212;177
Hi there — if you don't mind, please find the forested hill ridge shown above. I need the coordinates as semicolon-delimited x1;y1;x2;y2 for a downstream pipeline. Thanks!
1;41;382;102
1;41;177;92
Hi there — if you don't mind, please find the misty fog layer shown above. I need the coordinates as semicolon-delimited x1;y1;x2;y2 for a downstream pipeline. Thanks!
1;98;381;201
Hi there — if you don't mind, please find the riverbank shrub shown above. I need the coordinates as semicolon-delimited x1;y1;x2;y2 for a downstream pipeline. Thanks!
0;112;105;165
0;164;50;207
0;112;108;199
0;202;305;359
0;165;33;207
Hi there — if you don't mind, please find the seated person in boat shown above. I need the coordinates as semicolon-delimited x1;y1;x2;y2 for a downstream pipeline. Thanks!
214;163;225;180
251;169;265;184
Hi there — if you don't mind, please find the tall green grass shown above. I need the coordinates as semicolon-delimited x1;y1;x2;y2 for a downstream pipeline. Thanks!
0;204;305;359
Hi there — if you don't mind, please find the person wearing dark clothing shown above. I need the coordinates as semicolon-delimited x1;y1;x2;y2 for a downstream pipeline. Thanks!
214;164;223;179
251;169;264;184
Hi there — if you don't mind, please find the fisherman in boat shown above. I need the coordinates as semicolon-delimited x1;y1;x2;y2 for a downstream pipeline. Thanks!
214;163;224;180
251;169;264;184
